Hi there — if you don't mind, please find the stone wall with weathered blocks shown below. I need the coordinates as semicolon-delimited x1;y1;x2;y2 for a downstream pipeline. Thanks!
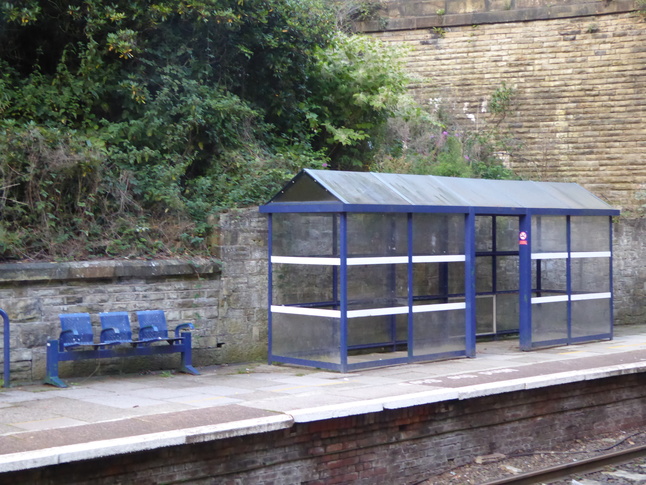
0;208;268;384
360;0;645;212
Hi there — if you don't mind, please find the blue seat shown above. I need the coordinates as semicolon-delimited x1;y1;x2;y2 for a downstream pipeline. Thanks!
99;311;133;344
136;310;194;341
46;310;203;388
59;313;94;349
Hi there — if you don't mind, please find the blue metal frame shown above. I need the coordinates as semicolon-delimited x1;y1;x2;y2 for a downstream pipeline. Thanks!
1;308;9;387
609;216;615;340
519;213;532;351
340;213;349;372
45;332;198;388
465;211;477;358
407;213;414;360
262;203;618;217
567;216;572;342
267;214;274;365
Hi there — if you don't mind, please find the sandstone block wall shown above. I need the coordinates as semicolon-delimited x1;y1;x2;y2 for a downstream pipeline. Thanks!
367;4;645;212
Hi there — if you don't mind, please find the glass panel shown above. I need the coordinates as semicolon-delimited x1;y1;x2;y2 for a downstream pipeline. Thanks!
476;256;493;293
571;216;610;252
348;315;406;348
412;308;466;356
532;259;567;293
476;295;494;334
271;313;340;364
347;213;407;257
496;293;519;332
347;265;407;309
571;299;611;338
532;216;567;253
476;216;493;252
413;213;465;255
272;265;335;306
272;213;337;257
413;262;465;301
532;301;568;342
496;216;519;252
571;258;610;294
497;256;519;292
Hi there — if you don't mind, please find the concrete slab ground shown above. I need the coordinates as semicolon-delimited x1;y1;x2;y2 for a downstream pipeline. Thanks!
1;325;646;472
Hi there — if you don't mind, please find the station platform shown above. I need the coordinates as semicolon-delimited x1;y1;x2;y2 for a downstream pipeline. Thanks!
1;325;646;473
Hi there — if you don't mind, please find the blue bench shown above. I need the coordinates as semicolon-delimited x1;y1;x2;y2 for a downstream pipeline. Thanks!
45;310;200;388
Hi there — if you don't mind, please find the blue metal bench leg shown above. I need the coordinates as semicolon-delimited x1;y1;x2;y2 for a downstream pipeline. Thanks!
179;333;200;375
44;339;68;388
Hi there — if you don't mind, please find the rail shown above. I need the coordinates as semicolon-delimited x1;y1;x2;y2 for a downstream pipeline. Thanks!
481;443;646;485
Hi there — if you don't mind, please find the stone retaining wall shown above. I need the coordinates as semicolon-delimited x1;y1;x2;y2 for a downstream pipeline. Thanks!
366;3;646;211
0;208;268;384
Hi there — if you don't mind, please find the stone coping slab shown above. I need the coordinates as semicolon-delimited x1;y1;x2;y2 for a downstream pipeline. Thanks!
356;0;636;32
0;259;220;282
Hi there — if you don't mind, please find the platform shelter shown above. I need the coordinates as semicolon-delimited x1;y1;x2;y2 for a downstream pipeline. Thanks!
259;170;620;372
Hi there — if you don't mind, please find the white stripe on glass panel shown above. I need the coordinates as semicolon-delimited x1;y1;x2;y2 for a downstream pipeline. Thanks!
412;255;466;263
531;252;568;260
531;295;569;304
347;256;409;265
271;305;340;318
271;256;340;265
570;251;611;259
347;306;409;318
571;292;612;301
272;255;468;266
413;302;466;313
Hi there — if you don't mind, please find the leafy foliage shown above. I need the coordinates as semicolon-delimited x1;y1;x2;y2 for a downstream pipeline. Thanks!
0;0;516;261
0;0;333;259
372;86;519;180
304;33;411;170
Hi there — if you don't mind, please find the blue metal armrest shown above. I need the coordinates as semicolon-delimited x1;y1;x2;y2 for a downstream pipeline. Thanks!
59;328;80;349
139;324;160;341
100;326;122;344
174;322;195;338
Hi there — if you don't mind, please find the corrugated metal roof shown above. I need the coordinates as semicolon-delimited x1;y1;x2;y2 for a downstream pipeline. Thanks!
263;169;617;213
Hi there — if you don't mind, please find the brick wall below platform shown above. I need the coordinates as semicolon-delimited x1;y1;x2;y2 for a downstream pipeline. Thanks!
6;373;646;484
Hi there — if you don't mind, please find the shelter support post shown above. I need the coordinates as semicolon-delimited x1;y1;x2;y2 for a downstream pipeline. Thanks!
465;211;476;357
519;214;532;351
0;309;8;387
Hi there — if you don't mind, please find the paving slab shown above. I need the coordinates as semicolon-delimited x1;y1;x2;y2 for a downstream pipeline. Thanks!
0;325;645;473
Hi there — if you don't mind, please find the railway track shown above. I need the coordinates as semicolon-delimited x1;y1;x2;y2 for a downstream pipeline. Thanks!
480;442;646;485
